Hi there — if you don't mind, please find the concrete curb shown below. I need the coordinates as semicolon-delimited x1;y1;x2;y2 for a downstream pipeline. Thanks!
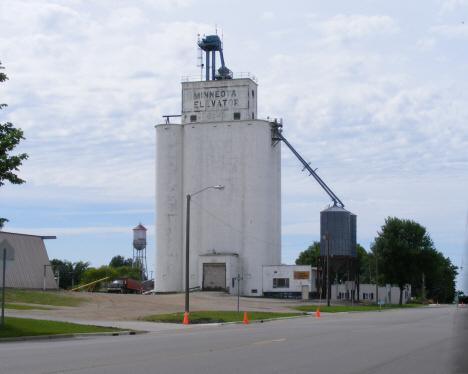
189;313;312;326
0;330;148;343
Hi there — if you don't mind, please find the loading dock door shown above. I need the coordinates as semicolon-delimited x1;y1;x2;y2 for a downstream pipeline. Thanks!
203;263;226;291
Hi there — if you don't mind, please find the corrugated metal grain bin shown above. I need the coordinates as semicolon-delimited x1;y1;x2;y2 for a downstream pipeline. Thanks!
320;205;356;258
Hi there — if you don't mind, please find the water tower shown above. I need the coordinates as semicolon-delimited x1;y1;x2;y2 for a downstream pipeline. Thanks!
133;223;147;280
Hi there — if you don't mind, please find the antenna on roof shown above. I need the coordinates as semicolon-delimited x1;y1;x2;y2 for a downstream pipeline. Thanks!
197;34;204;80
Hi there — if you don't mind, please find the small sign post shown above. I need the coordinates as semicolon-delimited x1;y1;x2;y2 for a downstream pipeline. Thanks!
345;281;355;312
0;239;15;327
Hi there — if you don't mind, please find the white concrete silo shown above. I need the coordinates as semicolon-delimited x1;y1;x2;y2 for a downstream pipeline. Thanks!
155;40;281;296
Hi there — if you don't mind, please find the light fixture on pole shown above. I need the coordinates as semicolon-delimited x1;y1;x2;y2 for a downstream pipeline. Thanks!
185;185;225;314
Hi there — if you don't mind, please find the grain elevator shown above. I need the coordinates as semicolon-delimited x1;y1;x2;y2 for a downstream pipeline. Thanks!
155;35;281;296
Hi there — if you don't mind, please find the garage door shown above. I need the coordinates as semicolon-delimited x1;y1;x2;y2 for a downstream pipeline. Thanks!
203;263;226;291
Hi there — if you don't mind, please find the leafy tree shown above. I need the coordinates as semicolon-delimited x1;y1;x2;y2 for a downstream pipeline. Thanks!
0;61;28;228
372;217;458;304
296;242;366;285
115;266;143;280
81;265;118;286
295;241;320;266
457;290;468;304
49;259;90;289
109;255;133;268
356;244;370;283
81;265;142;289
427;255;458;303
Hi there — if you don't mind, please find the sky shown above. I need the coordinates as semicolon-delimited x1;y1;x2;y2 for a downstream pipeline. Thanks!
0;0;467;291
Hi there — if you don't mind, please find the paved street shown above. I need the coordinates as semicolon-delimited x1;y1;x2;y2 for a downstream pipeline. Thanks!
1;305;466;374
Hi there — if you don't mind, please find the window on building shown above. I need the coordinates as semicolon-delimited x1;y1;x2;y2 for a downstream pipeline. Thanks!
190;115;197;122
273;278;289;288
371;293;374;300
251;289;257;293
234;112;241;120
232;278;235;288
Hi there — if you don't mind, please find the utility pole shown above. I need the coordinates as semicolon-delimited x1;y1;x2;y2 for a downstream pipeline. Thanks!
422;272;425;305
55;268;60;290
235;273;243;319
327;232;330;307
375;248;378;303
2;248;6;326
369;262;371;284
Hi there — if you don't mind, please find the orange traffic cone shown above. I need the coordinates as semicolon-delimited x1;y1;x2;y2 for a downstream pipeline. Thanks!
243;312;248;324
316;308;321;317
437;302;439;306
462;301;464;306
183;311;189;324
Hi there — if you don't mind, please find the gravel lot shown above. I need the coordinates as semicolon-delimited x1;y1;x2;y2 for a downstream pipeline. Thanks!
10;291;321;321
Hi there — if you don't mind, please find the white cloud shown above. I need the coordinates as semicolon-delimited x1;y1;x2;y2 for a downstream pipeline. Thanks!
432;24;468;38
308;14;400;44
440;0;468;12
6;224;155;237
416;37;437;51
0;1;466;278
261;11;275;20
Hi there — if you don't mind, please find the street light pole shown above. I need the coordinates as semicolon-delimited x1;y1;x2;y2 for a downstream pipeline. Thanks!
185;193;191;314
185;185;225;314
236;273;243;319
327;231;330;307
375;247;379;303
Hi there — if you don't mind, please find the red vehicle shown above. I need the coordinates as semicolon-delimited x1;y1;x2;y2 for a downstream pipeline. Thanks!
107;278;143;294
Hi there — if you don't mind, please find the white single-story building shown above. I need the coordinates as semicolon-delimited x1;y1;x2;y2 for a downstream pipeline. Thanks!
331;283;411;305
262;265;317;299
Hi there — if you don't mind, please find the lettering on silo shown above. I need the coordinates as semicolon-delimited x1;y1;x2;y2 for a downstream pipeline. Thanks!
193;89;238;110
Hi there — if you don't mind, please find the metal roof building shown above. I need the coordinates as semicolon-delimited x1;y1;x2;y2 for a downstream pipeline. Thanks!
0;231;56;289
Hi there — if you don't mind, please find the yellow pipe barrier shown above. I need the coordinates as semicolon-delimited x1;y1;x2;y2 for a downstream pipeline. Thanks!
70;277;109;292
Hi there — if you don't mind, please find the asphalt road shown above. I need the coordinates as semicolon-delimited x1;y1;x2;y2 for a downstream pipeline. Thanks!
1;305;466;374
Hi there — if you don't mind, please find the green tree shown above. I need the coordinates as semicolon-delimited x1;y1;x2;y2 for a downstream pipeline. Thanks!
0;61;28;228
50;259;90;289
427;255;458;303
81;265;142;289
356;244;369;282
296;242;367;285
109;255;133;268
372;217;458;304
81;265;118;286
295;241;320;266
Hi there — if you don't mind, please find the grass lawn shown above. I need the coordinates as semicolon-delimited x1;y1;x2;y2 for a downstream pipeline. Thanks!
3;303;53;311
293;303;420;313
140;311;302;324
2;290;85;307
0;317;124;339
